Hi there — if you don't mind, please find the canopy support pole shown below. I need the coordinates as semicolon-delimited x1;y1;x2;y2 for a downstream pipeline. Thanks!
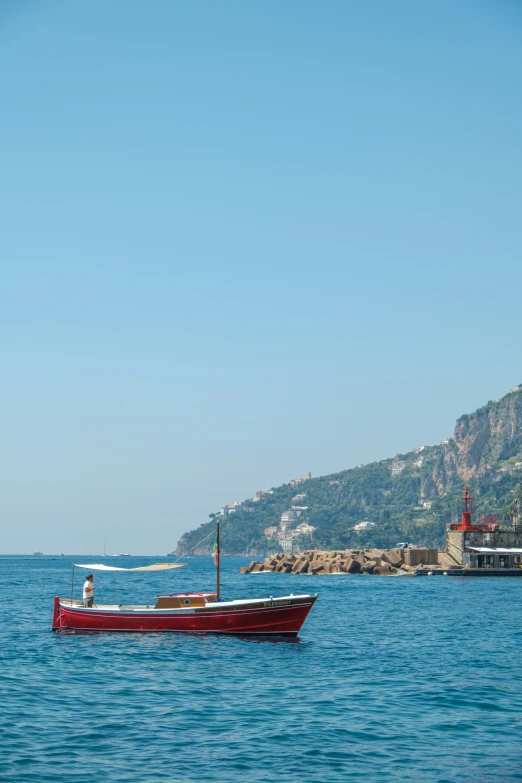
71;564;75;606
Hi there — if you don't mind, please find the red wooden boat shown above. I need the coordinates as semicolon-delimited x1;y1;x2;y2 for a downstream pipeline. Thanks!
52;526;318;636
52;592;317;635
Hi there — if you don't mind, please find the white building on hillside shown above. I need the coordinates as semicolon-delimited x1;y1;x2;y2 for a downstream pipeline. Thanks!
280;536;295;554
353;520;376;531
295;522;315;539
391;461;405;476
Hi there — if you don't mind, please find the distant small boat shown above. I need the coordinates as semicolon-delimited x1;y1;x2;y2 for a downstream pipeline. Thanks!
33;552;43;556
117;553;130;557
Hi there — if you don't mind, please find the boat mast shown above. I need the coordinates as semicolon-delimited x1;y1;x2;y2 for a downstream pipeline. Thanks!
216;522;220;600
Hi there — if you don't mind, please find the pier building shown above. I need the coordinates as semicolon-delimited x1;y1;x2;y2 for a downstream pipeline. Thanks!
445;487;522;574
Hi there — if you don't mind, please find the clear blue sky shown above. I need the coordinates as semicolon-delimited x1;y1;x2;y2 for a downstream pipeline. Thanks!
1;1;521;553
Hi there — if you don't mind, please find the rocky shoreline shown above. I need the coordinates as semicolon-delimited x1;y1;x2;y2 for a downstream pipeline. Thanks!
239;548;445;576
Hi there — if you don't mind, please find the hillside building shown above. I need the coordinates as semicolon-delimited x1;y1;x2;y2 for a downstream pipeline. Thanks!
353;520;376;531
219;500;243;516
295;523;315;538
290;472;312;487
280;536;295;554
391;461;405;476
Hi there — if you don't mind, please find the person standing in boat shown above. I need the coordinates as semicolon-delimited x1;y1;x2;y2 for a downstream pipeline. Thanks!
83;574;96;607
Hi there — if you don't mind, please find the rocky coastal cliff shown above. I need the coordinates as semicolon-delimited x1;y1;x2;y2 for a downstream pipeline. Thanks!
428;385;522;492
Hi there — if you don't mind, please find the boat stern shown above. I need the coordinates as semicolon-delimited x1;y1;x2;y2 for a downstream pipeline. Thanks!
52;596;61;631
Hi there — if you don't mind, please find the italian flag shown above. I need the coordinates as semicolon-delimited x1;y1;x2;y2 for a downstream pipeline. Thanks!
213;535;219;566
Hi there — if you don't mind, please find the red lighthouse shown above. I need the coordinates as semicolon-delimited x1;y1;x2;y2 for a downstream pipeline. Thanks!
452;486;481;531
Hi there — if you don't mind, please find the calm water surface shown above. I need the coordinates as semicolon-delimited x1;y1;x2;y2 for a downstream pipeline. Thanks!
1;555;521;782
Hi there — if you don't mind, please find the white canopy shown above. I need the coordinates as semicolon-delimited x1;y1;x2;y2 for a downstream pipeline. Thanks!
73;563;187;572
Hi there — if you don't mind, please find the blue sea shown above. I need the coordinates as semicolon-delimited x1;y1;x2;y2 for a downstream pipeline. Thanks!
1;555;521;782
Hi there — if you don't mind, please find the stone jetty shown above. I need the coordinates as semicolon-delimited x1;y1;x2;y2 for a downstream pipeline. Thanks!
239;548;446;576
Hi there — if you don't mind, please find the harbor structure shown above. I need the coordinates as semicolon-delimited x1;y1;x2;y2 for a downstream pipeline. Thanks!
445;487;522;574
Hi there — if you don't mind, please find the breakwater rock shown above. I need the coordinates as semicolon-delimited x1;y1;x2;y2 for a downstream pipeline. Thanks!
239;549;418;576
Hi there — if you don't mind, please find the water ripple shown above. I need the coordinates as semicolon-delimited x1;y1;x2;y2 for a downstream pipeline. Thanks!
0;556;521;782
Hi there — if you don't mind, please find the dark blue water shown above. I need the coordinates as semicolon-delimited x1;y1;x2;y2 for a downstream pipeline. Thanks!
1;555;521;782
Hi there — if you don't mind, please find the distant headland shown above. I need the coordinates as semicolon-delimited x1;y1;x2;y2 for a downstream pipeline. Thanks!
176;385;522;556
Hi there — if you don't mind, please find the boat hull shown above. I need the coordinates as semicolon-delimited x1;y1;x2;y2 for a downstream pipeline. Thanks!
52;595;317;636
